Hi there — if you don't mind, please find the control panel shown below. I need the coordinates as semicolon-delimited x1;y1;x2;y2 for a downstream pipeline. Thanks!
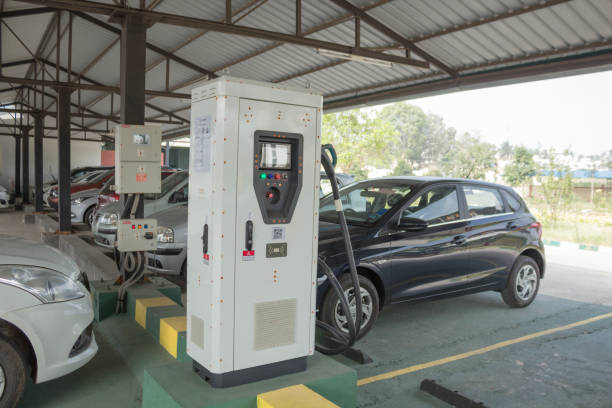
116;218;158;252
252;130;303;224
115;124;162;194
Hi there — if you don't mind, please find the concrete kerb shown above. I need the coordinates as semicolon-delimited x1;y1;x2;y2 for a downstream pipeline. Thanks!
544;240;612;254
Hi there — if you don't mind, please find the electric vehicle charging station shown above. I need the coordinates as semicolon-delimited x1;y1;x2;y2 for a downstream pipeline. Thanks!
187;77;324;387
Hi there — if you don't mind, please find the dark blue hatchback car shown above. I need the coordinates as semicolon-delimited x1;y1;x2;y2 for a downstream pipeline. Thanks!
317;177;545;338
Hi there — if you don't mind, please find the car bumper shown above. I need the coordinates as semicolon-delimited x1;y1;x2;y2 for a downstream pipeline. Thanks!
71;205;86;221
93;223;117;249
145;245;185;275
0;294;97;383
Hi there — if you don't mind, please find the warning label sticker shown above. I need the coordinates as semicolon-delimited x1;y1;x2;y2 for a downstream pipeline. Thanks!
242;250;255;261
136;173;147;182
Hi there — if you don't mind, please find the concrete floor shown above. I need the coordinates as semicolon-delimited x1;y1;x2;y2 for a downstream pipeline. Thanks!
2;210;612;407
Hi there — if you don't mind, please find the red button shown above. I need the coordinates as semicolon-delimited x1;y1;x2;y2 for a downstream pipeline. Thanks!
266;192;274;199
274;173;281;180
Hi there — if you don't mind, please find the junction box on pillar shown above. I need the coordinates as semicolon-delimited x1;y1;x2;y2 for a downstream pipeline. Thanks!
187;77;322;387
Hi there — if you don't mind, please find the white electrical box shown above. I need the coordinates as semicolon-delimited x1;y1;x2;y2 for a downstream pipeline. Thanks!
187;77;322;387
114;124;162;194
116;218;158;252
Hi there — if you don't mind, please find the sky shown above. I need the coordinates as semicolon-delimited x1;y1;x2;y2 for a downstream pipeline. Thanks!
379;69;612;157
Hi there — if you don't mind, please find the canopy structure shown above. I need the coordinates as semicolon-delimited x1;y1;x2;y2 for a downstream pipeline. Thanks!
0;0;611;141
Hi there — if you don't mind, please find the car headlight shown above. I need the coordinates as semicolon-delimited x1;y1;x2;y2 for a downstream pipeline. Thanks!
71;197;84;205
100;213;118;226
157;226;174;243
0;265;86;303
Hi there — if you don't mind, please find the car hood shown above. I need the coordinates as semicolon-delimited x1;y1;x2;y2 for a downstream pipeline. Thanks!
318;220;370;246
0;234;80;280
71;188;99;200
0;185;6;193
153;205;187;229
97;199;156;216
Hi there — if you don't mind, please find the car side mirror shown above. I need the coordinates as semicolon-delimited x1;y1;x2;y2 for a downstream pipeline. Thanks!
169;191;186;203
396;217;427;232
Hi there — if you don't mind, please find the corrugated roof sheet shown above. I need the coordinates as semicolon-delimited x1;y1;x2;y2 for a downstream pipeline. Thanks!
1;0;611;138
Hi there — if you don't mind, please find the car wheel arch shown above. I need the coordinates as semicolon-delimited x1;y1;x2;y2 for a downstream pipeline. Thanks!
518;248;545;278
0;318;37;381
334;264;386;309
84;204;96;224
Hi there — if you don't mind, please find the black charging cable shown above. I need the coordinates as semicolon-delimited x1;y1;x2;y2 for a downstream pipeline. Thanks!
315;146;363;355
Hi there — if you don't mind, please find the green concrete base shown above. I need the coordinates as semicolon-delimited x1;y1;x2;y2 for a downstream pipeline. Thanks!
91;277;182;322
142;353;357;408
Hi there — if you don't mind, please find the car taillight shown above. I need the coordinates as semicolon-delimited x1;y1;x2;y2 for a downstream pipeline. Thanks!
530;222;542;239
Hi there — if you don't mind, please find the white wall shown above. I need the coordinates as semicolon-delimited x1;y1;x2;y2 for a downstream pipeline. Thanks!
0;136;102;191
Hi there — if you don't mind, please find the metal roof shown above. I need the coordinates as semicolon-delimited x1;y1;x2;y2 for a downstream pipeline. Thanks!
1;0;611;141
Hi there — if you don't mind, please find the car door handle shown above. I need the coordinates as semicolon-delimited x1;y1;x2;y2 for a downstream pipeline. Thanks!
452;235;466;246
506;222;518;230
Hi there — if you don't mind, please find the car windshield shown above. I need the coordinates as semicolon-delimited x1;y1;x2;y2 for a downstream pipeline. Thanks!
100;176;115;194
144;171;188;200
319;180;415;225
74;170;105;184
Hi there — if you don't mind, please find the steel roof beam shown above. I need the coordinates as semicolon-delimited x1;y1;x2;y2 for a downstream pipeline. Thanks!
0;75;189;98
324;49;612;111
328;0;455;76
20;0;429;68
0;6;56;18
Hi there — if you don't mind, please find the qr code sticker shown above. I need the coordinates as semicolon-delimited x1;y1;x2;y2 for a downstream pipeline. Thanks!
272;227;285;240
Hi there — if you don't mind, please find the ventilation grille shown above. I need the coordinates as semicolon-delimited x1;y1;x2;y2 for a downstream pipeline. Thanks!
254;299;297;351
191;315;204;349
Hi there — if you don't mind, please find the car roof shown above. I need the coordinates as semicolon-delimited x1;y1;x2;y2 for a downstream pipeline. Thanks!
352;176;511;190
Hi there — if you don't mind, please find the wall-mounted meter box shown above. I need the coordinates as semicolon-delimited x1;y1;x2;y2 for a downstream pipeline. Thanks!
116;218;157;252
187;77;322;387
114;124;162;194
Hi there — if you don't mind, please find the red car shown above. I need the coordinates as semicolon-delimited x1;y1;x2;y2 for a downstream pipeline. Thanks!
48;170;113;210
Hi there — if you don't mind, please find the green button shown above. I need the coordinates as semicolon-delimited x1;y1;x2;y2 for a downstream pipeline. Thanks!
260;173;267;179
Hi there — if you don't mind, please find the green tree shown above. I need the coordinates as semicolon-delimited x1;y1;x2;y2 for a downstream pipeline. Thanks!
440;133;497;179
503;146;536;187
379;103;455;171
390;159;413;176
538;151;573;226
322;110;397;180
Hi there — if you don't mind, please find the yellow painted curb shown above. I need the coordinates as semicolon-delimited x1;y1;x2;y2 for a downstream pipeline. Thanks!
160;316;187;358
257;384;339;408
134;297;176;329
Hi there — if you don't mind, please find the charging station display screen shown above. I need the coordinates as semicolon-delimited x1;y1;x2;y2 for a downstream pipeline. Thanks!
260;142;291;169
133;133;150;145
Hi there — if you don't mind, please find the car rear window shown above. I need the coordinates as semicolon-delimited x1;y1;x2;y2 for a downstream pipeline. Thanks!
502;190;522;212
463;186;505;218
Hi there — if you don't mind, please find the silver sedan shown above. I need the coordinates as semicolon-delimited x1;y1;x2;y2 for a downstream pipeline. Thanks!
70;188;99;227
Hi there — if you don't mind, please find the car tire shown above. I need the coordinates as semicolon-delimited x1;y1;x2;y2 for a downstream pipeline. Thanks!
502;255;540;308
320;274;379;340
0;335;27;408
83;205;95;228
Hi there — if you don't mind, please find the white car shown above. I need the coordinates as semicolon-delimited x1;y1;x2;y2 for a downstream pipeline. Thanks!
71;188;100;227
0;186;13;209
0;235;97;406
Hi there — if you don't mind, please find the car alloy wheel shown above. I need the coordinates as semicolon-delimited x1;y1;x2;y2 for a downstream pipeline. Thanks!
0;364;5;398
334;287;372;334
516;264;537;301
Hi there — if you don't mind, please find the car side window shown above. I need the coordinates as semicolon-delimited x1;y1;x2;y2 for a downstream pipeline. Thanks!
463;186;505;218
320;178;332;197
402;185;460;225
502;190;521;212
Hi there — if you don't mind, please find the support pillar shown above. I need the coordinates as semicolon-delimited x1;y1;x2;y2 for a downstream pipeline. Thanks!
57;87;73;232
164;141;170;167
34;113;44;212
14;135;21;198
21;127;30;204
120;14;147;218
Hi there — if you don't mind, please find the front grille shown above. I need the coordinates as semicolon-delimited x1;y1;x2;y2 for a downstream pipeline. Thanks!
152;248;183;256
69;323;93;358
147;258;163;269
98;227;116;234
